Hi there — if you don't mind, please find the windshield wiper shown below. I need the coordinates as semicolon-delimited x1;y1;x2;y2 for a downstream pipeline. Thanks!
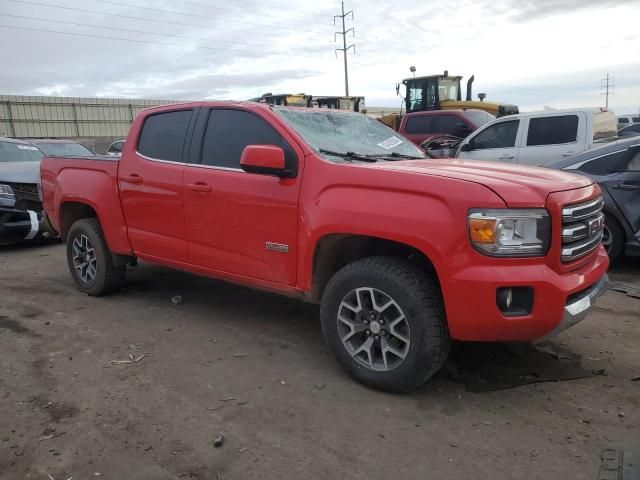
318;149;379;163
366;152;424;160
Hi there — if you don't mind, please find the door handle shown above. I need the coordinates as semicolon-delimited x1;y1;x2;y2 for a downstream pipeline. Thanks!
498;154;515;160
187;182;212;192
562;152;576;157
614;183;640;191
122;174;143;184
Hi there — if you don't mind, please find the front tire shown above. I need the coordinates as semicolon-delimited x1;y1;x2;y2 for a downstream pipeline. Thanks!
320;257;450;393
66;218;125;296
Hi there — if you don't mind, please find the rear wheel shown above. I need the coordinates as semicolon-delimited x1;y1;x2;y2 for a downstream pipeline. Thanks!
602;214;624;263
320;257;450;393
66;218;125;295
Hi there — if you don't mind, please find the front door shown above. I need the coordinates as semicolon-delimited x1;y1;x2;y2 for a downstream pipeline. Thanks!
458;119;521;163
182;107;303;285
606;149;640;241
118;108;195;262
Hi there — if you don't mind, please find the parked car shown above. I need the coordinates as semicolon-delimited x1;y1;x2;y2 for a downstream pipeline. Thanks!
28;139;95;156
107;140;125;156
0;137;45;245
618;123;640;138
398;109;495;146
457;108;618;165
546;136;640;262
41;102;609;392
617;115;640;129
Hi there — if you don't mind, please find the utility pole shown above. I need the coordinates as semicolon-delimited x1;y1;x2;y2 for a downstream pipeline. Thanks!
601;73;614;109
334;2;355;96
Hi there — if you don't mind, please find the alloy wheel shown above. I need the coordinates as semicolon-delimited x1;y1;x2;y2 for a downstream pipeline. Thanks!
71;234;97;283
337;287;411;371
602;224;612;251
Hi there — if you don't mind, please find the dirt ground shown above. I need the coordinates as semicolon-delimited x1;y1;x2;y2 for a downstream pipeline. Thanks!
1;243;638;480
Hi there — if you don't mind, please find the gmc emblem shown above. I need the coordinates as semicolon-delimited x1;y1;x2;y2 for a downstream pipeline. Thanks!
588;216;604;236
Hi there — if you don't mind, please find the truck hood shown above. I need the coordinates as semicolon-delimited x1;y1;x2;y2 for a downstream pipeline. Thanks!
367;158;594;207
0;161;41;185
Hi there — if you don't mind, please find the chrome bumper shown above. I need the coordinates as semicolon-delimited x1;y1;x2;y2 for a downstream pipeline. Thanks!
535;274;609;343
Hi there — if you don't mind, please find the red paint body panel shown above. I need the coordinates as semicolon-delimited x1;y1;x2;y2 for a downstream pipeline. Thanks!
41;101;609;343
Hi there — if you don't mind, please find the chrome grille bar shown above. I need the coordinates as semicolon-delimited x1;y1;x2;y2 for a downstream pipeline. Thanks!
560;197;604;263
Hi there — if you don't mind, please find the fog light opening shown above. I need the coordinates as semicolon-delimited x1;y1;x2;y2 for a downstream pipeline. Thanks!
497;286;534;317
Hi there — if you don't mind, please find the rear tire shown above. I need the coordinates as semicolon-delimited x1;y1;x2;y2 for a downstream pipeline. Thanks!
603;214;624;263
66;218;125;296
320;256;450;393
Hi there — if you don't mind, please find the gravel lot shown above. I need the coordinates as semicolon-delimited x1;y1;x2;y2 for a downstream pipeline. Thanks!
1;243;638;479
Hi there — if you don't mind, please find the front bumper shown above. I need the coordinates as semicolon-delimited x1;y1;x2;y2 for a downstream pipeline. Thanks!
533;274;609;343
0;207;41;245
442;246;610;342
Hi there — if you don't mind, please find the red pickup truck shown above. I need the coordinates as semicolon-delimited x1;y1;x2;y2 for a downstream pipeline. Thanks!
41;102;609;392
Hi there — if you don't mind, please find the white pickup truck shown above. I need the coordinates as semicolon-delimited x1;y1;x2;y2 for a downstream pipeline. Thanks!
456;108;617;166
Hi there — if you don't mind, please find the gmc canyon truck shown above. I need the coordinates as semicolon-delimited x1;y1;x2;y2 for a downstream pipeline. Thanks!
41;102;610;392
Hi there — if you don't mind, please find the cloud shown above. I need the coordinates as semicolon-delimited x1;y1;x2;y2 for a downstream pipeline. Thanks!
0;0;639;114
491;0;640;21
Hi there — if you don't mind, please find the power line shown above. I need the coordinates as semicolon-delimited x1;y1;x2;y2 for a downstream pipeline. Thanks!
334;2;355;96
6;0;305;39
197;0;330;17
90;0;322;34
0;13;266;47
175;0;321;23
0;24;328;59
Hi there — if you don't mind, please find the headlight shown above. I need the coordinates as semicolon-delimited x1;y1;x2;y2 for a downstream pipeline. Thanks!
468;209;550;257
0;184;15;199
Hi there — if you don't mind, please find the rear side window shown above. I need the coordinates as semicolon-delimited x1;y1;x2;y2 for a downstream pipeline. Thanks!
405;116;435;134
472;120;519;149
633;117;640;123
137;110;192;162
200;109;296;173
109;141;124;153
527;115;578;146
618;118;629;124
577;149;630;175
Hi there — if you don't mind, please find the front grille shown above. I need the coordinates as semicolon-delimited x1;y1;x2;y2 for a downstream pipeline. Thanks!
560;197;604;262
8;182;42;212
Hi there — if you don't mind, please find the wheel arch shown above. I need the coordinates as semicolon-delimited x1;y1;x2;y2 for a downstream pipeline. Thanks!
308;233;441;303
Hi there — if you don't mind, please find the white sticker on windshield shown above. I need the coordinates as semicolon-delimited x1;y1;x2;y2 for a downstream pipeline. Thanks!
377;136;404;150
16;145;39;151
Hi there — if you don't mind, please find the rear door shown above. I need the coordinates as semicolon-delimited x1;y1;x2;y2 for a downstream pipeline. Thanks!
118;108;196;262
457;119;521;163
182;107;303;285
517;113;586;166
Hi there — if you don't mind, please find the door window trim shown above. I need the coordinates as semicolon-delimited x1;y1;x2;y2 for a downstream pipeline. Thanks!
524;114;580;147
134;107;197;165
187;106;299;175
468;119;520;150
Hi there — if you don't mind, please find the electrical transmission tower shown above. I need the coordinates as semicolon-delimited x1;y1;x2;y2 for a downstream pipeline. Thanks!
334;2;355;96
601;73;614;109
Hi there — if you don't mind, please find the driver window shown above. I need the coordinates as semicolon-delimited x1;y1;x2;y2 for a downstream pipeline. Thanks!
201;109;297;174
472;120;519;150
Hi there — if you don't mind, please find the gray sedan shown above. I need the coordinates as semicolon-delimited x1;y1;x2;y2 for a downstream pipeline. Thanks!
547;137;640;262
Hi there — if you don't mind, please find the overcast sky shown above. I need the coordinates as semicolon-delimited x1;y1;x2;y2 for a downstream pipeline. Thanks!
1;0;639;113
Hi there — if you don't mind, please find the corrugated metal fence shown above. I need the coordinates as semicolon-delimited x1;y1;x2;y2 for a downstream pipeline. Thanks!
0;95;182;138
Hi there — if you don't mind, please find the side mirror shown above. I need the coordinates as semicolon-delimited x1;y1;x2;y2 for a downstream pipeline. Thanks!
460;142;473;152
240;145;289;177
